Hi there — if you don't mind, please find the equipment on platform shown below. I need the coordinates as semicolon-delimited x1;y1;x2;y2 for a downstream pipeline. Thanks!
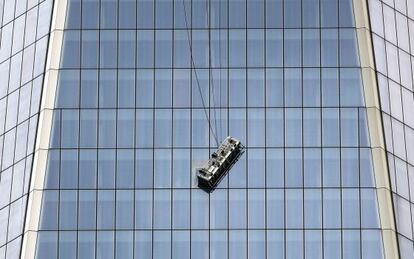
197;136;245;189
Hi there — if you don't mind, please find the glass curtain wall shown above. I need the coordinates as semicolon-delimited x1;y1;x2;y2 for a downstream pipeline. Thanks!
0;0;53;258
35;0;385;258
368;0;414;257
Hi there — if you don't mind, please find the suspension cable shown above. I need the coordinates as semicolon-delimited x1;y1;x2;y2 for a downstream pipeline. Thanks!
218;0;223;141
182;0;220;147
206;0;220;142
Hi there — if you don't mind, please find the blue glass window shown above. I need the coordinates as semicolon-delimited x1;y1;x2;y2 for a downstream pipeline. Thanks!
304;148;322;187
137;0;154;28
321;30;339;67
78;231;95;258
39;191;58;230
210;189;228;229
60;150;78;188
80;110;97;148
81;31;98;68
155;110;172;147
135;231;152;258
247;30;264;66
82;0;99;28
304;109;321;147
35;232;57;259
247;69;264;107
154;149;171;187
248;149;265;187
155;30;172;67
191;230;209;259
285;69;302;107
78;190;96;229
155;69;172;107
154;190;171;229
135;190;153;228
323;189;341;228
286;230;303;258
192;190;209;228
324;230;341;258
173;110;190;147
229;0;246;28
284;0;301;28
303;68;321;107
322;108;340;146
303;29;320;67
61;31;80;68
342;189;360;228
136;110;153;148
56;70;80;108
45;150;60;189
156;0;173;28
116;231;133;259
59;191;77;230
230;190;248;228
266;68;283;106
61;110;79;148
97;231;114;259
99;70;117;108
285;108;302;147
266;30;283;67
173;190;190;229
247;0;264;27
100;31;117;68
321;0;338;27
284;30;301;67
101;0;117;28
116;150;134;188
248;109;265;147
266;149;284;188
119;31;136;68
342;148;359;187
343;230;360;259
303;0;320;27
304;189;322;228
81;70;98;108
79;150;97;189
116;191;134;229
229;30;246;67
323;148;340;187
98;110;116;147
340;29;359;67
137;31;154;68
117;110;135;148
136;70;154;107
229;69;246;107
66;0;81;28
119;0;136;29
135;150;153;188
98;150;116;188
340;68;364;107
97;191;115;229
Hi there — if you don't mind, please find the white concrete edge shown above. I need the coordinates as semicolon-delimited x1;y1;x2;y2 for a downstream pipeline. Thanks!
353;0;399;258
20;0;67;258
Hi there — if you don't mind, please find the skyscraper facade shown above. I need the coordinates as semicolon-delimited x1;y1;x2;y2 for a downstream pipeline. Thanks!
0;0;413;258
0;0;53;258
368;0;414;257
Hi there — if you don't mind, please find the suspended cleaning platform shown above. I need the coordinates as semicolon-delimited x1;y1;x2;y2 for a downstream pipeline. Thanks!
197;136;245;190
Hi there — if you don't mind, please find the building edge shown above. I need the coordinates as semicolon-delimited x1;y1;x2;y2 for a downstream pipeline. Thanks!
20;0;68;258
353;0;399;258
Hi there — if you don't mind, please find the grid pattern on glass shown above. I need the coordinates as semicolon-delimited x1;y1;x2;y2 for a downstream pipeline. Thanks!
368;0;414;257
35;0;385;258
0;0;53;258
